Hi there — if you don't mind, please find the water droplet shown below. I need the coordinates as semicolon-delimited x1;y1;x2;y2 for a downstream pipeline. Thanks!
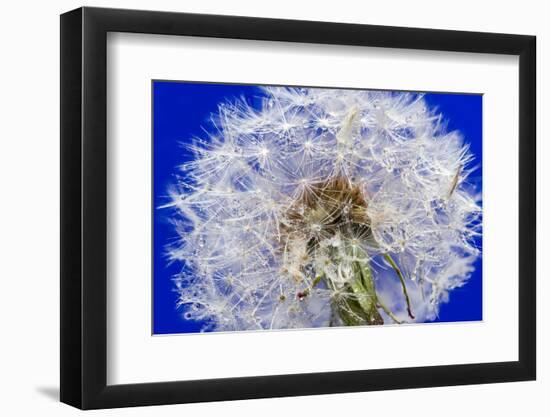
303;263;316;279
311;223;322;233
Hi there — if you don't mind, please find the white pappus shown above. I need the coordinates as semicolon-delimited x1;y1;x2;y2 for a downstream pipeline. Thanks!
161;86;482;332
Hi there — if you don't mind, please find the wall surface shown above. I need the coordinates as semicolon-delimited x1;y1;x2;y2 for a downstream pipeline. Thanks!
0;0;545;415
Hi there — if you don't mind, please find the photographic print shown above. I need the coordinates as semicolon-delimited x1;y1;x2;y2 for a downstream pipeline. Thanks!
153;81;482;335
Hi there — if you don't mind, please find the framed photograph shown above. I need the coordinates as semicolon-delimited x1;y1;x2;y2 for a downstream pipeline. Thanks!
60;6;536;409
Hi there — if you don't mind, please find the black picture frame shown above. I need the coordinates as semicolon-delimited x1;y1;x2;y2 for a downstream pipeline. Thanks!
60;6;536;410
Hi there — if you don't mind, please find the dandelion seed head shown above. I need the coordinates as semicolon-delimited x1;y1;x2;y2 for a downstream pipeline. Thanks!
166;86;482;331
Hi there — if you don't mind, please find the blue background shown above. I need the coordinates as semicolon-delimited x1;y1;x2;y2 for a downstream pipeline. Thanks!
153;81;483;334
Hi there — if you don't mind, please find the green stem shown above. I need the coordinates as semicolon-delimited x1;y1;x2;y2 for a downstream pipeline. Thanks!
377;299;403;324
327;245;405;326
332;244;384;326
353;261;384;325
383;253;415;319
